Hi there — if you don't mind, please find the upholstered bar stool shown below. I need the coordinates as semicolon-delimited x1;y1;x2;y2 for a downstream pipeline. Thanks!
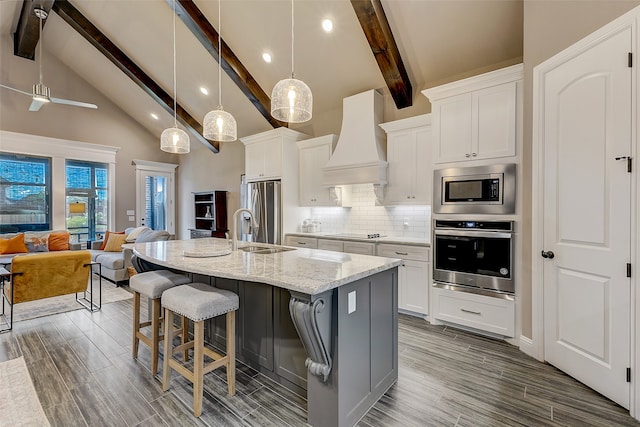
130;270;191;375
161;282;238;417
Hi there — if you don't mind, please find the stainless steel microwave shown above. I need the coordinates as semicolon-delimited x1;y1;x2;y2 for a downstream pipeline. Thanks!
433;164;516;214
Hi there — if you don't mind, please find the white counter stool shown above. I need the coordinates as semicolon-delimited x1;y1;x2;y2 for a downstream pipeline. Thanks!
161;282;238;417
130;270;191;375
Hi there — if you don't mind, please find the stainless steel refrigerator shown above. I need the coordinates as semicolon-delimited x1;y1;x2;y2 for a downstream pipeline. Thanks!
240;176;282;244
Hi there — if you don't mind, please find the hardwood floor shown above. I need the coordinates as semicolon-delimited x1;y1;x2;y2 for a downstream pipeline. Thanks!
1;297;638;427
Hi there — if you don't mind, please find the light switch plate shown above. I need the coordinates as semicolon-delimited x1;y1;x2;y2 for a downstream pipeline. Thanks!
128;216;135;221
126;210;135;216
348;291;356;314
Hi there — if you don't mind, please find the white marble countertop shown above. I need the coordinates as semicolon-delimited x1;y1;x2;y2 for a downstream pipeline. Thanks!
286;232;430;246
133;238;402;295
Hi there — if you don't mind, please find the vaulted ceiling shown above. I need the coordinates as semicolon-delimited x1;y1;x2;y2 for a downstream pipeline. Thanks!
0;0;523;152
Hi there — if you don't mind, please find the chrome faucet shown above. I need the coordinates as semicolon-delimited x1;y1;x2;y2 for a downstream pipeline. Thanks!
232;208;258;251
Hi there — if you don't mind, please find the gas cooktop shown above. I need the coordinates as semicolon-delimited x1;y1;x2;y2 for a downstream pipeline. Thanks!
328;233;386;239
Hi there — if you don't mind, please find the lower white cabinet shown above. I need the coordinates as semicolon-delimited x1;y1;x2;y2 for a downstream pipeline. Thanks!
377;243;430;317
284;236;318;249
343;241;375;256
431;287;515;337
317;239;344;252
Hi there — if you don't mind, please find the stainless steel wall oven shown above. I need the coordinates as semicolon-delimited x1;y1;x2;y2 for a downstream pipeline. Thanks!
433;220;514;296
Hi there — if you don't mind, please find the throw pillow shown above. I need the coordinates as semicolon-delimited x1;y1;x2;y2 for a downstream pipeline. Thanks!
24;233;49;252
49;231;70;251
0;234;28;254
103;233;128;252
99;231;125;250
125;226;150;243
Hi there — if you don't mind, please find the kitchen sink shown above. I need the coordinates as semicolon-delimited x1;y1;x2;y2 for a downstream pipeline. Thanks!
239;245;296;254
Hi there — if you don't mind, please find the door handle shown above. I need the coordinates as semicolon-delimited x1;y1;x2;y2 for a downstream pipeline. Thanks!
541;250;555;259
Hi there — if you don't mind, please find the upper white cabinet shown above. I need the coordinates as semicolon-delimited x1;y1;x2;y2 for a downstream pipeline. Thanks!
241;128;308;182
380;114;431;205
422;64;522;165
297;135;350;207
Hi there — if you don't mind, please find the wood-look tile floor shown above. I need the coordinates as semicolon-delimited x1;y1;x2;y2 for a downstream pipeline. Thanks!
1;298;638;427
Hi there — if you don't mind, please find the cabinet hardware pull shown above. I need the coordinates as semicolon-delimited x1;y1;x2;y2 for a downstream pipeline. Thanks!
465;153;471;158
395;252;408;256
461;308;481;315
298;242;306;245
471;153;477;157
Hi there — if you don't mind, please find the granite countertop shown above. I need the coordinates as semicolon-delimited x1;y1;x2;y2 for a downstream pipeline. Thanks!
133;238;402;296
286;232;430;247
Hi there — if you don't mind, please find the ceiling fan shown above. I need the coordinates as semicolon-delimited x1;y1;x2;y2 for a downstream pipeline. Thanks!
0;7;97;112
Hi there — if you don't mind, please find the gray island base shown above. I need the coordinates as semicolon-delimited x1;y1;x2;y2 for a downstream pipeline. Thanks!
132;238;400;427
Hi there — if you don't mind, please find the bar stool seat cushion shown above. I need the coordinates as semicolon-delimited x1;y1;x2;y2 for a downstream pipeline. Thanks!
162;282;239;322
130;270;191;299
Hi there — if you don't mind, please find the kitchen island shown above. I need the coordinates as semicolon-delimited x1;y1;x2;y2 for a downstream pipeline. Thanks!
133;238;401;427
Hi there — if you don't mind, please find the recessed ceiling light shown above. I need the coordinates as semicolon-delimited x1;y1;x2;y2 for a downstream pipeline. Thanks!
150;113;159;120
262;52;272;63
200;87;209;95
322;19;333;32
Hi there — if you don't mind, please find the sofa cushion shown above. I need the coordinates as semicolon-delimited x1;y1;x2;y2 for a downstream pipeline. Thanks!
0;234;28;255
24;232;49;252
104;233;128;252
93;251;125;270
99;231;125;250
136;229;170;243
49;231;70;251
125;226;149;243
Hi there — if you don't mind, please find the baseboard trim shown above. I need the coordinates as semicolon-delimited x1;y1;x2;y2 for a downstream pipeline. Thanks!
519;335;541;361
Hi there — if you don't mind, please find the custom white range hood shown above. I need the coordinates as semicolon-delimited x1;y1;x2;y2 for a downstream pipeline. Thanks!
323;90;388;186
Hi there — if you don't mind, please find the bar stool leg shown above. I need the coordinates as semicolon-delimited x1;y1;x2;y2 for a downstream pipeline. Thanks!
193;320;205;417
151;298;161;375
181;315;189;361
227;311;236;396
162;308;174;392
132;292;141;358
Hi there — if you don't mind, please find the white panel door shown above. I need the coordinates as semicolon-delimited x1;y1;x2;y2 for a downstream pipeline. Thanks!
542;28;631;408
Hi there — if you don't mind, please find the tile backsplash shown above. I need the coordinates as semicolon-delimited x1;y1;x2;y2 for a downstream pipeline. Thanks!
309;184;431;239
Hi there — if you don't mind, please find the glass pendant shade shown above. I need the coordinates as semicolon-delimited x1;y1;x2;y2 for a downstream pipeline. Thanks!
271;77;312;123
204;107;237;142
161;127;190;154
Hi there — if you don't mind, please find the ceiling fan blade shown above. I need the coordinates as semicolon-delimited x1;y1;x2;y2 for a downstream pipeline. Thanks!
0;84;32;97
29;99;46;111
50;97;98;109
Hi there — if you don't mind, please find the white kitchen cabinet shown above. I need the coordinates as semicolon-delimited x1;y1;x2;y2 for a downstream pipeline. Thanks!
380;115;432;205
284;235;318;249
317;239;344;252
431;287;515;337
343;241;375;256
422;64;522;165
297;135;350;207
241;128;309;183
377;243;430;317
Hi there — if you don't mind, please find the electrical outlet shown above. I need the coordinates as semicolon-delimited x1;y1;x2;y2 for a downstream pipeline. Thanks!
403;218;410;228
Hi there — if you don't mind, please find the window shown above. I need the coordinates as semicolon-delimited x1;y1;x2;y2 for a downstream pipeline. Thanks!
66;160;108;242
0;153;51;232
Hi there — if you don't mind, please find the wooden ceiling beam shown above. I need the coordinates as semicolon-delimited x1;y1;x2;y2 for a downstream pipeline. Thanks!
51;0;219;153
13;0;55;60
170;0;287;129
351;0;413;109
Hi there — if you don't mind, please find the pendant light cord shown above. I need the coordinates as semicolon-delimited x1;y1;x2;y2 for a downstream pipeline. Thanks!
218;0;222;109
290;0;295;78
38;10;44;85
172;0;178;128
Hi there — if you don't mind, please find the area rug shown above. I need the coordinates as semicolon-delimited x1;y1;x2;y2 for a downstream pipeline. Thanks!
0;356;50;426
9;277;132;322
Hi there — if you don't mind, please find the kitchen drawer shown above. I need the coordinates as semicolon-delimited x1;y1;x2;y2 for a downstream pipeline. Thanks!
317;239;344;252
343;241;375;255
376;243;429;262
432;287;515;337
284;235;318;249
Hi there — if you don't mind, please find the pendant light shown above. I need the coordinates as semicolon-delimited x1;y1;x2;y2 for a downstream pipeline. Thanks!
203;0;237;142
270;0;312;123
161;0;190;154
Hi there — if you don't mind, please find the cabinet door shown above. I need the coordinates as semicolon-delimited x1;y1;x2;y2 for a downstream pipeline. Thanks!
299;143;332;206
402;260;429;315
384;131;415;204
343;241;375;255
245;143;264;182
317;239;344;252
472;82;516;160
261;137;283;180
239;281;274;370
433;93;472;163
413;126;432;204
